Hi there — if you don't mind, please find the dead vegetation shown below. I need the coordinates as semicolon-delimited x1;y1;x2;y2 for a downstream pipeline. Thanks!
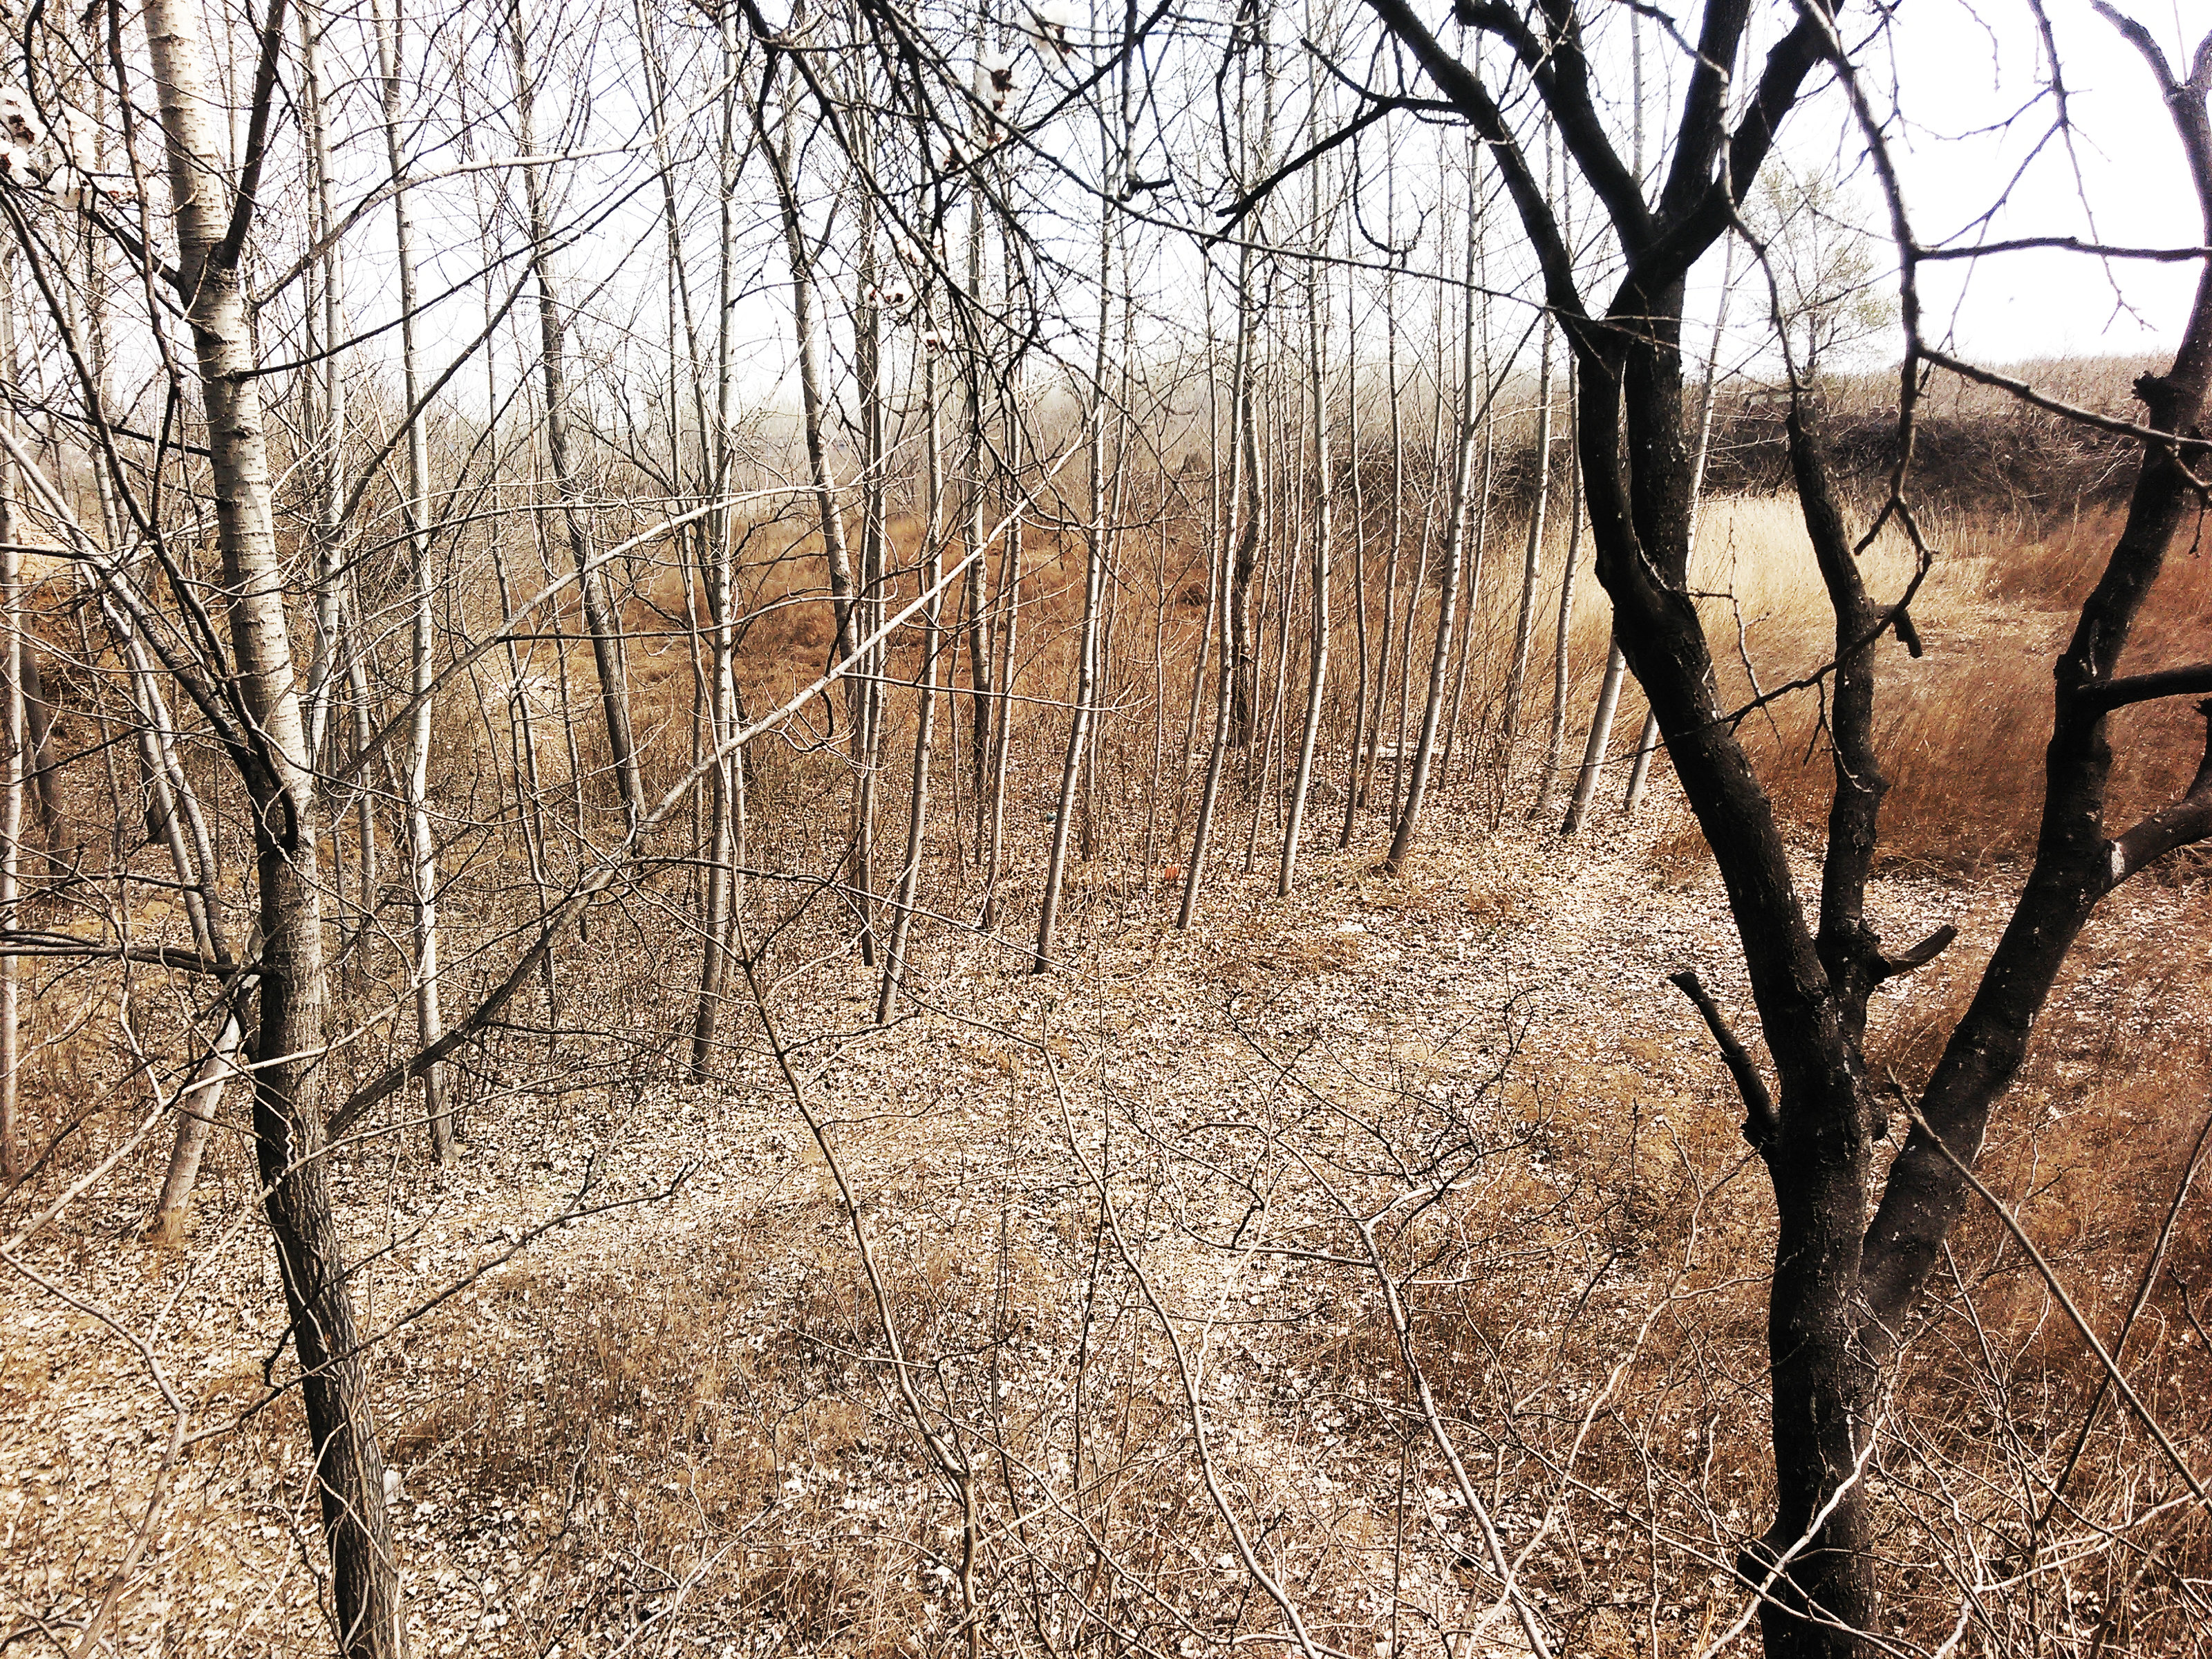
5;470;2209;1658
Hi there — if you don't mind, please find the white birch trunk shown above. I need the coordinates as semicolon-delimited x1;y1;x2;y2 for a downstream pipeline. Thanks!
138;0;402;1643
375;0;449;1159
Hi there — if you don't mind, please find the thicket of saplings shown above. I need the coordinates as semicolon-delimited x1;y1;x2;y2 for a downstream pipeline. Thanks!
9;357;2209;1657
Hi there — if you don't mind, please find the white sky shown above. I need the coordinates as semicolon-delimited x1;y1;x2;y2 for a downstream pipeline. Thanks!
203;0;2209;444
1804;0;2205;366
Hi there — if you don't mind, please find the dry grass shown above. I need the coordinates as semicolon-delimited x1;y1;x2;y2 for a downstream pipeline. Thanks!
10;433;2212;1659
1664;496;2212;872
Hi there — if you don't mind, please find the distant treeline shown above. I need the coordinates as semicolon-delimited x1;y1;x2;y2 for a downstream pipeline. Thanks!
1377;356;2159;520
1699;393;2142;512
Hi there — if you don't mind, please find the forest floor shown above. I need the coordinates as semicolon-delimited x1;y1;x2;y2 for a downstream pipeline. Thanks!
5;791;2207;1658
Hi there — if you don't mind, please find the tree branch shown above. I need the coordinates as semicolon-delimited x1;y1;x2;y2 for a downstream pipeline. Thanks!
1873;925;1956;983
2081;662;2212;713
1667;969;1779;1152
2107;700;2212;885
1455;0;1650;243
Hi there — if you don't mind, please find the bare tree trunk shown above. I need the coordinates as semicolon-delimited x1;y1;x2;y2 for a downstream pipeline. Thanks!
690;12;745;1074
1390;253;1443;827
1241;375;1288;875
299;1;347;772
14;649;63;861
1280;165;1331;896
1384;165;1482;876
345;641;384;984
148;991;252;1239
961;194;995;831
1561;639;1628;835
1558;0;1645;838
1363;241;1404;826
879;337;944;1020
488;536;558;1018
0;265;17;1183
1176;270;1224;844
1037;191;1116;968
851;138;887;967
1338;259;1369;848
140;0;402;1644
763;77;859;673
1621;236;1734;818
1437;371;1492;788
1535;364;1583;818
980;406;1024;931
375;0;449;1161
509;0;644;831
1224;22;1275;752
1497;305;1556;800
1176;237;1257;930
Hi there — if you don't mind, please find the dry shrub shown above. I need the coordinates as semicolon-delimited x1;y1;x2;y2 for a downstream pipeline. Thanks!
383;1208;948;1652
1852;884;2212;1651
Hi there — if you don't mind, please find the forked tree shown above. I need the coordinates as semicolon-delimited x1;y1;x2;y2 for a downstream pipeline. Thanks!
137;0;402;1647
1344;1;2212;1651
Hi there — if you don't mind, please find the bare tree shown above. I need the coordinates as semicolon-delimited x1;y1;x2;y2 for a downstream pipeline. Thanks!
509;0;645;831
138;0;404;1642
375;0;451;1161
1353;3;2212;1652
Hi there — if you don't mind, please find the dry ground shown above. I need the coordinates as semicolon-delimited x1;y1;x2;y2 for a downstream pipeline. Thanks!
7;789;2208;1658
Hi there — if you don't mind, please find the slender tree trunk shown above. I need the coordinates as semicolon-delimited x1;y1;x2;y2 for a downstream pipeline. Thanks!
879;338;944;1020
77;228;236;1217
140;0;402;1644
1280;169;1331;895
687;8;749;1071
1224;26;1275;751
489;536;558;1018
961;192;995;832
15;650;62;862
1535;366;1583;818
980;406;1024;930
1338;260;1369;847
375;0;449;1161
1440;196;1493;792
1176;270;1224;843
1562;639;1629;835
509;0;644;830
148;993;252;1239
0;269;17;1184
1438;379;1492;788
1241;378;1289;875
852;142;887;966
1391;248;1443;828
1363;243;1403;824
1385;168;1482;876
1176;238;1257;929
1497;306;1556;800
1036;192;1115;968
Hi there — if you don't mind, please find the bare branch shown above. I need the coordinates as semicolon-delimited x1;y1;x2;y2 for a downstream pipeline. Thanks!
1667;968;1779;1152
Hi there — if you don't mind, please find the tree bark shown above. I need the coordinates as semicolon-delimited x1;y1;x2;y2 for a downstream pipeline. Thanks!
140;0;403;1644
509;0;644;831
375;0;450;1161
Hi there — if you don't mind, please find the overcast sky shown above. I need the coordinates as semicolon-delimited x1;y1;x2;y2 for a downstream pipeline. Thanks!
1851;0;2204;366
